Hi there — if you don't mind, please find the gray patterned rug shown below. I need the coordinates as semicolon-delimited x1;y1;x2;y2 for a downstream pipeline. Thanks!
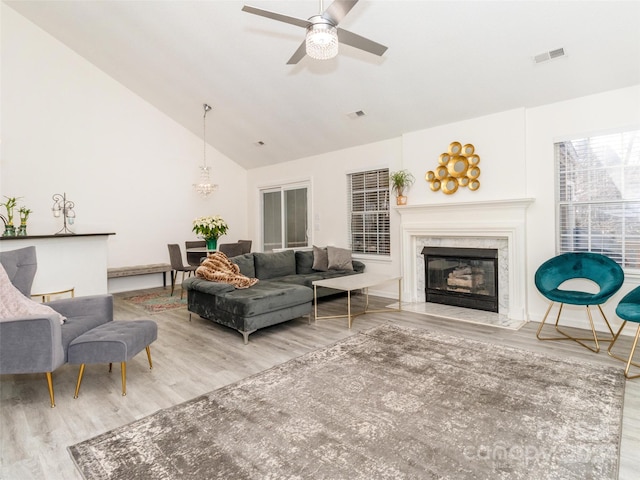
69;324;624;479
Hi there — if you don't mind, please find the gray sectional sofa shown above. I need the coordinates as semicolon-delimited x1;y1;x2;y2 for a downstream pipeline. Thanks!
182;249;365;343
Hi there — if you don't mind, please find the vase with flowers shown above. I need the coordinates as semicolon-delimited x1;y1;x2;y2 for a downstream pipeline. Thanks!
192;215;229;251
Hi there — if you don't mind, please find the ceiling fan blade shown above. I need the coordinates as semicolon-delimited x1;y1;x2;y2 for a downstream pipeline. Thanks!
242;5;312;29
286;41;307;65
337;28;388;57
322;0;359;25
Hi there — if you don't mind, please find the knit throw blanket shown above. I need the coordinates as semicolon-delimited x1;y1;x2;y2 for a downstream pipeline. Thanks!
196;252;258;289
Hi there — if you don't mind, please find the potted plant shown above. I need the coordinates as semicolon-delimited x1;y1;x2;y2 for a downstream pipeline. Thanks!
192;215;229;251
390;170;415;205
18;207;33;236
1;196;19;236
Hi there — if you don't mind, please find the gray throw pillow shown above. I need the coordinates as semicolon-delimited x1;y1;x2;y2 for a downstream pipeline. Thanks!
327;246;354;271
312;245;328;271
254;250;296;279
230;253;256;278
295;250;315;274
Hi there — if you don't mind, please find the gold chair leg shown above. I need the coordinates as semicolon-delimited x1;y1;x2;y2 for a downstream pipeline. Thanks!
536;302;614;353
121;362;127;396
608;322;640;378
73;364;86;399
45;372;55;408
146;345;153;369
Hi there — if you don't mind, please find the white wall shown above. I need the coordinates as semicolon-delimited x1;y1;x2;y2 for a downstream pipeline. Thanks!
0;5;248;293
402;108;527;205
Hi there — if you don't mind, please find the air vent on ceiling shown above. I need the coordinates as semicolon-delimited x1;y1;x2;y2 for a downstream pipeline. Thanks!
346;110;366;119
534;47;566;64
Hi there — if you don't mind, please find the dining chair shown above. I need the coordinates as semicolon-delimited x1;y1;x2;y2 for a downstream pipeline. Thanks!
167;244;197;299
185;240;206;267
535;252;624;353
218;243;244;258
238;240;252;254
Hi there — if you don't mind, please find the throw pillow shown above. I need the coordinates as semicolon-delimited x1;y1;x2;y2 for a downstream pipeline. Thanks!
0;264;66;325
254;250;296;280
312;245;328;272
327;246;354;271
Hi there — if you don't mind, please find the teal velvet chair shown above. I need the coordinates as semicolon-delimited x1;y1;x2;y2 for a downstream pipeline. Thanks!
535;252;624;353
608;286;640;378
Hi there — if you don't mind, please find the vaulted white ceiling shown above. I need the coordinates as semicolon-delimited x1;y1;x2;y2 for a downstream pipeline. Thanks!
5;1;640;169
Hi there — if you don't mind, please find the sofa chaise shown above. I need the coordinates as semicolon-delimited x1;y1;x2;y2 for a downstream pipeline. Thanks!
183;249;365;343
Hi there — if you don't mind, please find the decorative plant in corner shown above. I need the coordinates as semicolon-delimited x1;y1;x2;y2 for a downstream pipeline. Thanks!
193;215;229;252
390;170;415;205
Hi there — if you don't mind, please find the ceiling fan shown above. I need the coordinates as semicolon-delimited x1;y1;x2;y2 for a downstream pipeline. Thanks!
242;0;388;64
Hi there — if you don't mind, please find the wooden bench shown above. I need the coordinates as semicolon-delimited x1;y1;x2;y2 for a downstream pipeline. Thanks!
107;263;172;288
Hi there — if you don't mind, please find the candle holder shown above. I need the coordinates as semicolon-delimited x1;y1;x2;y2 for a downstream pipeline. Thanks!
51;192;76;234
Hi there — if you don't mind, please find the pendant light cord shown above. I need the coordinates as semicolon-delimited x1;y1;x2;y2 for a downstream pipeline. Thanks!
203;103;212;168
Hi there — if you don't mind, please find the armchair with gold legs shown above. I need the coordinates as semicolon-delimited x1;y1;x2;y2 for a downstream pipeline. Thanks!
535;252;624;353
0;246;113;407
608;286;640;378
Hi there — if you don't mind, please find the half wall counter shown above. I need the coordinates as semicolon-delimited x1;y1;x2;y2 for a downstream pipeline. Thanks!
0;233;114;296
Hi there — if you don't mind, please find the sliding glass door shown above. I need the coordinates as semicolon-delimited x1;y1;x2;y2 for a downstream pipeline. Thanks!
261;184;309;252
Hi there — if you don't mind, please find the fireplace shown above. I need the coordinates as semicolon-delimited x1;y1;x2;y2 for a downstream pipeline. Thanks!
422;246;499;313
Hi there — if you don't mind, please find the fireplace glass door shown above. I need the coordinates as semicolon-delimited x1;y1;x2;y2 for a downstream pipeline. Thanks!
422;247;498;313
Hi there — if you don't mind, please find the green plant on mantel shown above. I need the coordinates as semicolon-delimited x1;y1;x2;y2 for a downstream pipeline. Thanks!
389;170;415;205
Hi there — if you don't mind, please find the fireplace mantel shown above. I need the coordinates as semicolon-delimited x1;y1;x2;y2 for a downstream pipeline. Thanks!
396;198;534;321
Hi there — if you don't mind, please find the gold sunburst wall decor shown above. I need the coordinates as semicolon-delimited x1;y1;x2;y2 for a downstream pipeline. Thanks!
425;142;481;194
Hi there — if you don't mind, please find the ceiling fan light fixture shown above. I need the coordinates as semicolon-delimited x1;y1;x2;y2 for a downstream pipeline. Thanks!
305;23;338;60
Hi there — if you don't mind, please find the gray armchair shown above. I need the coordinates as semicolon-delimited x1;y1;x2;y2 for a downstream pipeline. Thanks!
0;247;113;407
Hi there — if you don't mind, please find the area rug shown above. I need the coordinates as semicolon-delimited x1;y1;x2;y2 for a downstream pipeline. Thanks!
122;291;186;313
68;324;624;479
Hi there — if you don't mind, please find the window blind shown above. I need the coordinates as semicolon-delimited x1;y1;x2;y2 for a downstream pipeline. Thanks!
556;130;640;269
348;168;390;255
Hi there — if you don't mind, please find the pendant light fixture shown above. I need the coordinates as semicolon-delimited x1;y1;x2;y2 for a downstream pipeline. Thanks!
193;103;217;197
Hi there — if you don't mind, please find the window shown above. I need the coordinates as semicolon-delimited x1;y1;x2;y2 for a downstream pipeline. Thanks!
348;168;390;255
261;184;309;252
556;130;640;270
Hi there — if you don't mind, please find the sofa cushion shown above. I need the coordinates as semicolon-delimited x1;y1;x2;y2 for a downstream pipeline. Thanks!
230;253;256;278
254;250;296;280
327;246;354;271
215;282;313;317
183;277;236;295
295;250;315;275
312;245;328;271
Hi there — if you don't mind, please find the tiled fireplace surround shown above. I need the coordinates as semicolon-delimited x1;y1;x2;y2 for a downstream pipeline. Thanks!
396;198;534;322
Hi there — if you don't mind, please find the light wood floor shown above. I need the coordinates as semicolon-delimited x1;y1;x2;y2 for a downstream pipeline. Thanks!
1;287;639;479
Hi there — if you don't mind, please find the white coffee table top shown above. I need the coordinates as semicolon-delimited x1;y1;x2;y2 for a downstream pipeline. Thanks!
312;273;401;291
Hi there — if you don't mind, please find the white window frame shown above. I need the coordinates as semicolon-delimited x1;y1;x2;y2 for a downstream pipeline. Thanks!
347;168;390;256
260;181;310;252
555;129;640;272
